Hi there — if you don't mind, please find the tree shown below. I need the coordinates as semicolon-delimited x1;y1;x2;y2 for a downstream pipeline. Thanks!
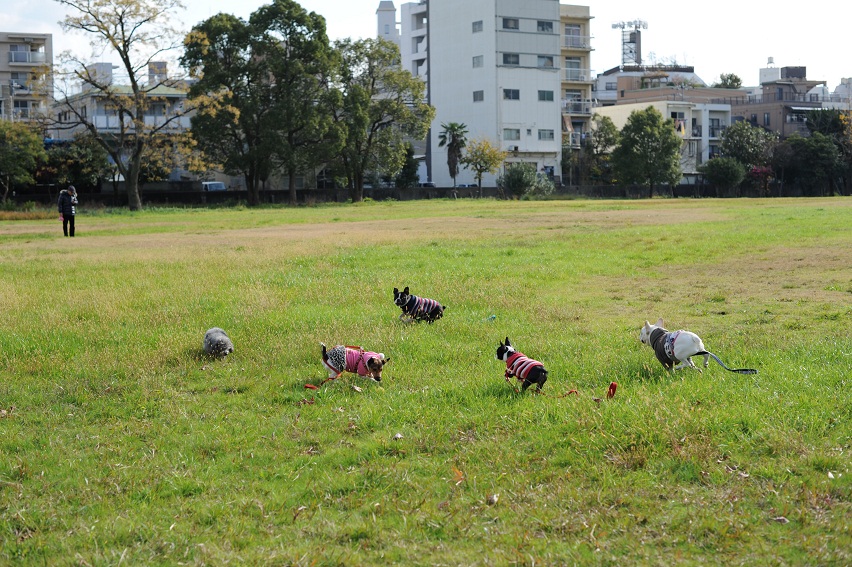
713;73;743;89
460;137;505;188
183;2;335;207
0;121;46;203
580;114;619;184
611;106;682;198
720;120;778;195
51;0;191;211
698;157;746;197
438;122;467;187
806;109;852;196
251;0;340;205
497;163;535;199
327;38;434;202
39;133;111;190
782;133;842;196
497;163;553;199
394;143;419;189
720;120;778;169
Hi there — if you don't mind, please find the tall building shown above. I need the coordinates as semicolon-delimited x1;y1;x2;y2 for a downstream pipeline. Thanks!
392;1;570;187
376;1;400;46
559;5;594;167
0;31;53;122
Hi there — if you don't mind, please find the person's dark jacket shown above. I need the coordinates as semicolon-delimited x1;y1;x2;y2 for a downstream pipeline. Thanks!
58;190;76;217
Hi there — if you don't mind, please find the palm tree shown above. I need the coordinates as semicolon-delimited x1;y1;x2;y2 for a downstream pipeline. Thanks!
438;122;468;187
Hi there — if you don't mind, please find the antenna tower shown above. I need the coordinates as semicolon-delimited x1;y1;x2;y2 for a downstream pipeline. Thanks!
612;20;648;66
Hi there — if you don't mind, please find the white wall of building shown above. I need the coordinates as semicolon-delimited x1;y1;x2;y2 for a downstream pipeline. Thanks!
425;0;562;186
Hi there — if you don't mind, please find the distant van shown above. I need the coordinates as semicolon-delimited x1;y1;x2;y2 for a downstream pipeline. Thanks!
202;181;227;191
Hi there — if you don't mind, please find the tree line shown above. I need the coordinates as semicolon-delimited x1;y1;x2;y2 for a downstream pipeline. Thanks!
574;106;852;198
3;0;434;209
2;0;850;207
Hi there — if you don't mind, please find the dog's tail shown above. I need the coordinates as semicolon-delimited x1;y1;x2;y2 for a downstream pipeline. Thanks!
699;351;758;374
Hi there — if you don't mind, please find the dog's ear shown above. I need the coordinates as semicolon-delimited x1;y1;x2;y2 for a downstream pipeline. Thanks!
505;337;511;347
393;287;398;294
656;317;664;327
382;357;390;365
403;286;409;294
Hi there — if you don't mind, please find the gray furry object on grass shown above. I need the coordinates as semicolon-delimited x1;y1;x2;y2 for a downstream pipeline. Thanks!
204;327;234;357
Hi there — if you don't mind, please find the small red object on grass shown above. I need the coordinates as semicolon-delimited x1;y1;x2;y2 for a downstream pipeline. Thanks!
607;382;617;398
304;384;318;390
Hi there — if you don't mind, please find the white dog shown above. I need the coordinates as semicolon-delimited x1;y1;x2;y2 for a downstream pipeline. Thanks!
640;318;756;374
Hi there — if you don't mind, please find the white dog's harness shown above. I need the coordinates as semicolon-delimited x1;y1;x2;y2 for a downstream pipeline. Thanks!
664;330;682;361
650;327;680;367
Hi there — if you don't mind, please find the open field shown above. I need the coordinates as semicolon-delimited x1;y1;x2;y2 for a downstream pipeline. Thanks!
1;198;850;565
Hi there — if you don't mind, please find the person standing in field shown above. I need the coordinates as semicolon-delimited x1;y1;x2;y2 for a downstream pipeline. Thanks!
57;185;78;237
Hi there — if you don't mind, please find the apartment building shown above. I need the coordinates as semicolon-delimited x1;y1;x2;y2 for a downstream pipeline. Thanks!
392;0;566;186
0;31;53;122
717;65;836;139
52;62;190;139
595;99;732;183
559;4;593;151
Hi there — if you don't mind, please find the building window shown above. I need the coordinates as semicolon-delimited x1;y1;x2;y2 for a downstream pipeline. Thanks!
504;128;521;141
538;90;554;102
502;53;519;66
750;114;757;125
764;112;771;126
537;56;554;68
472;55;483;68
538;129;555;141
564;57;582;81
384;24;390;35
503;18;519;30
472;20;483;33
537;21;553;33
503;89;520;100
13;100;30;119
473;90;484;102
564;24;583;48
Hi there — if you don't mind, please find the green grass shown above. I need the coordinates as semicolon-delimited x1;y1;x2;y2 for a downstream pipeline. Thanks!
1;197;850;565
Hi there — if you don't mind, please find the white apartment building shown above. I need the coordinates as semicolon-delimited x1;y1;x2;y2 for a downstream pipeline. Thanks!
393;0;564;187
0;31;53;122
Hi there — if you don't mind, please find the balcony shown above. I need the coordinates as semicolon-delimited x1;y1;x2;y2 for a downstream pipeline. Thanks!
564;69;593;82
564;132;582;148
92;114;191;131
8;51;46;64
709;125;726;138
562;36;592;50
560;99;593;115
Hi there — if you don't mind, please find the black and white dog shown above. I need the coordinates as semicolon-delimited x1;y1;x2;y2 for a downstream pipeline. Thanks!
496;337;548;392
393;286;445;323
639;318;757;374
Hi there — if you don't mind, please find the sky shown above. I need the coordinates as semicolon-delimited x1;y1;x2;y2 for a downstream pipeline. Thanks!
5;0;851;91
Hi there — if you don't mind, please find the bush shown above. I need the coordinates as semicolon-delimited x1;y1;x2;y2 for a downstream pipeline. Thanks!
698;157;747;196
498;163;555;199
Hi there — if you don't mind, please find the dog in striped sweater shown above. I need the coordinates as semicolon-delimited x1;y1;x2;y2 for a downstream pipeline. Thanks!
496;337;548;392
393;286;445;323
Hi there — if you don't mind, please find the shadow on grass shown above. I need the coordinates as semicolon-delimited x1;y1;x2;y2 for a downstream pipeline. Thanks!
482;380;544;401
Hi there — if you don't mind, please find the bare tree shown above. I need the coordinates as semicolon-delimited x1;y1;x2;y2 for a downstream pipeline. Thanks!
47;0;192;210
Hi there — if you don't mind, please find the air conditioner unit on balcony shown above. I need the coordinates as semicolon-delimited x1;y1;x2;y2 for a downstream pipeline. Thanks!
509;145;519;152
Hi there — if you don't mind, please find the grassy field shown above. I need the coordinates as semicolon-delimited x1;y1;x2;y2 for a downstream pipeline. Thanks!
0;197;850;566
